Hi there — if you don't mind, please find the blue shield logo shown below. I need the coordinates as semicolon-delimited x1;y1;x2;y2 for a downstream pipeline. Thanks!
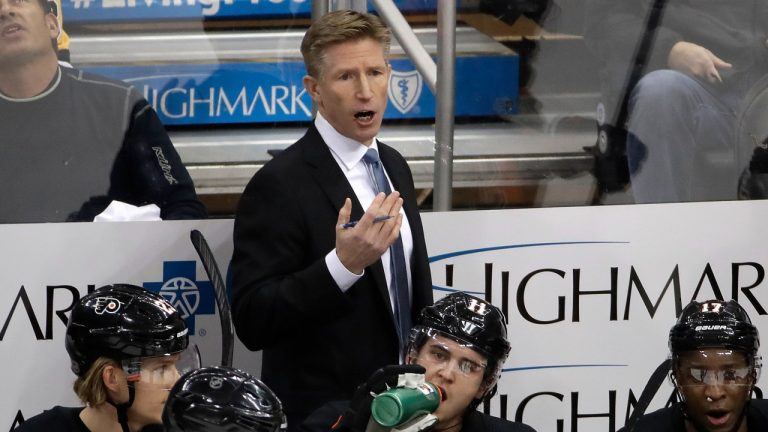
388;69;422;114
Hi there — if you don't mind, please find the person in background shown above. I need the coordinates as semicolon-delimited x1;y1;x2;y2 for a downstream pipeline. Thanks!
0;0;206;222
584;0;768;203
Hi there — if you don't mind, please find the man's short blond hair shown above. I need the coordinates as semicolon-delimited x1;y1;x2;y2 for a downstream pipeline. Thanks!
300;10;391;79
72;357;118;406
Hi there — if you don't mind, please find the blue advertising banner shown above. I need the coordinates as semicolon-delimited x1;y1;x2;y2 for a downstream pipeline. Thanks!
84;55;518;125
62;0;444;23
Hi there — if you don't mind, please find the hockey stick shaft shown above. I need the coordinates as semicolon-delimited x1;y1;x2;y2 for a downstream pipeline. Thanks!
625;358;671;431
190;229;234;367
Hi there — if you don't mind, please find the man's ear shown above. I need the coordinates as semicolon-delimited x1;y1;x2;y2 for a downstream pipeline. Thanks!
303;75;319;101
101;363;127;395
102;362;131;403
44;13;59;39
102;363;124;393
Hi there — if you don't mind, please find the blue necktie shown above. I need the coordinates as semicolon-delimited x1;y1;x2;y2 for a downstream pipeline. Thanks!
362;148;412;353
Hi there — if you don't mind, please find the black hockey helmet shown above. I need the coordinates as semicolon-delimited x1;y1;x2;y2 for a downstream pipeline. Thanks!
163;366;286;432
408;292;510;401
669;299;759;359
65;284;189;376
412;292;510;361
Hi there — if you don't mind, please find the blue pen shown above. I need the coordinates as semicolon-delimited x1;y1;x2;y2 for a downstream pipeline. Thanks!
342;215;394;229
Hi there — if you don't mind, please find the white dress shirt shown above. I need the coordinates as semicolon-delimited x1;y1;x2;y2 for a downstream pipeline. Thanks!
317;113;414;313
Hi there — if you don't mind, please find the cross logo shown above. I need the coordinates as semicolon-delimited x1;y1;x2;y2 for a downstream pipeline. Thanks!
144;261;215;334
160;277;199;319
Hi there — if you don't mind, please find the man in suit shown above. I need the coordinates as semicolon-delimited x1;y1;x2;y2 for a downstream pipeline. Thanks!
231;10;433;431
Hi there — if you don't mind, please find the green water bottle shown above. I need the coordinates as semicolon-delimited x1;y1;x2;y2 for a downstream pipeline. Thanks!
370;382;445;427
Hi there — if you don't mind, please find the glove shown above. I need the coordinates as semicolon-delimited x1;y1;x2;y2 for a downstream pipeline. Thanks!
335;364;426;432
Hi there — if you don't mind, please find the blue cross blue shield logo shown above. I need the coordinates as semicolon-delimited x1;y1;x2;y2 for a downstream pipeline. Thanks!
388;69;423;114
144;261;215;334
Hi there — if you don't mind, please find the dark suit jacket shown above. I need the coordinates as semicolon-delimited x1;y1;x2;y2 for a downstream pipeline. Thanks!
231;124;433;428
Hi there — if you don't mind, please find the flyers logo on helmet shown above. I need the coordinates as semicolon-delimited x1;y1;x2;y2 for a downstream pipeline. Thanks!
94;297;122;315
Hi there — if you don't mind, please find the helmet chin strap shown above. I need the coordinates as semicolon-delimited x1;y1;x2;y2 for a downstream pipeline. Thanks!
107;382;136;432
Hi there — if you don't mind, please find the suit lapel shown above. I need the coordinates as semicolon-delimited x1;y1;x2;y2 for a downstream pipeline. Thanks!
299;125;363;217
300;125;396;321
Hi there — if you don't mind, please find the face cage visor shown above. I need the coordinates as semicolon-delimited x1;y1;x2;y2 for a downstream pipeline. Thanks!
407;328;501;390
674;349;761;388
122;343;201;390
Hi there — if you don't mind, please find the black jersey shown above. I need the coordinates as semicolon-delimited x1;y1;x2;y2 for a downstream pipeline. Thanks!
13;406;167;432
460;409;537;432
619;400;768;431
13;406;89;432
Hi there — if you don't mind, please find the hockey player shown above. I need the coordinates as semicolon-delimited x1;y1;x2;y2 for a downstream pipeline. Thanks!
622;299;768;431
15;284;197;432
301;292;536;432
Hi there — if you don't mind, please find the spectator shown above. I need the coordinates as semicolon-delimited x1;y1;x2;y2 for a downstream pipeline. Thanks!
0;0;206;222
584;0;768;202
